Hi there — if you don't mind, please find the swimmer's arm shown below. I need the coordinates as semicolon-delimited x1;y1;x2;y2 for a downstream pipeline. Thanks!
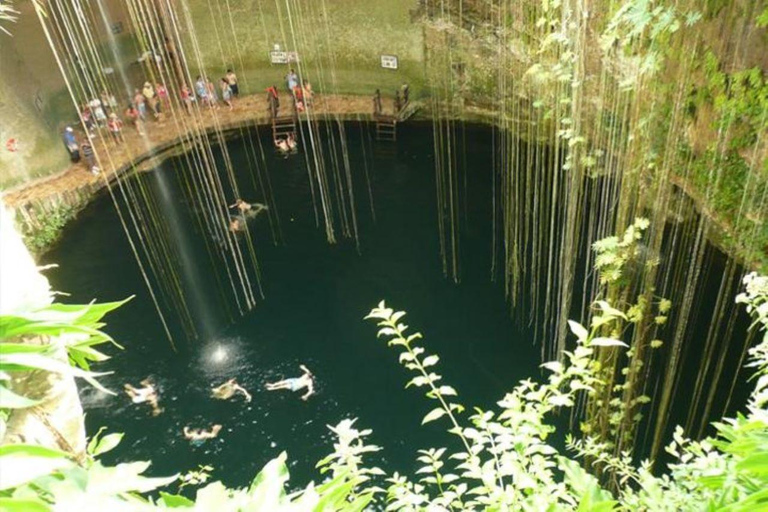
301;380;314;401
235;385;252;402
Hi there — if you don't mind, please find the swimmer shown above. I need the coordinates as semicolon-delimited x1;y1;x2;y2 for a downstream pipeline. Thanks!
286;133;298;152
229;217;243;233
183;424;222;444
211;378;252;402
229;199;252;214
265;364;315;401
274;137;290;153
124;378;162;416
229;199;269;218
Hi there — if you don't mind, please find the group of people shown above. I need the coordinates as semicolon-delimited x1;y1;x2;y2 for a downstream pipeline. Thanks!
265;69;314;120
188;69;240;112
284;68;313;113
124;365;315;444
62;126;100;175
64;68;244;174
373;83;410;117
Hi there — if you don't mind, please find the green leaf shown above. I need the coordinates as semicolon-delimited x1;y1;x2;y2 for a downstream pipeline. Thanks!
194;481;231;509
422;408;447;424
248;452;289;509
0;497;52;512
345;492;374;512
84;461;177;495
590;337;628;348
0;444;73;491
314;478;357;510
91;433;124;456
568;320;589;342
0;383;41;409
0;352;113;395
159;492;195;507
736;452;768;475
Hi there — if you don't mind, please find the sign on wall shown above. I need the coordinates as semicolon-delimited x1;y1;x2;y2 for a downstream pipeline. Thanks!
270;51;300;64
380;55;398;70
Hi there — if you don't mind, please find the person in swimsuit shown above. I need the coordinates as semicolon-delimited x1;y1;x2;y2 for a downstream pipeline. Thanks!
274;137;290;154
286;133;298;152
229;200;268;219
211;379;252;402
183;424;222;445
229;217;243;233
124;379;162;416
265;364;315;401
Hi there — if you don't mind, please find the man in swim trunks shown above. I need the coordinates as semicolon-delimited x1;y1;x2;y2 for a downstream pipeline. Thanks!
124;378;162;416
211;378;252;402
265;364;315;401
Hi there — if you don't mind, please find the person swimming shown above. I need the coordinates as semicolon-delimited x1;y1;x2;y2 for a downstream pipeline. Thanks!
183;424;222;445
211;378;252;402
265;364;315;401
274;136;290;154
286;133;298;152
229;198;252;213
124;379;162;416
229;216;243;233
229;199;269;218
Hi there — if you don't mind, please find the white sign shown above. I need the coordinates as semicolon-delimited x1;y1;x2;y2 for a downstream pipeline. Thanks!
270;50;300;64
270;51;288;64
380;54;398;70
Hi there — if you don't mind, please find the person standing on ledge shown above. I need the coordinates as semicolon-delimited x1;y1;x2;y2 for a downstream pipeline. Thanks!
265;364;315;401
63;126;80;163
80;138;99;175
285;68;299;94
211;379;252;402
402;83;410;105
220;78;234;111
107;113;124;144
373;89;382;117
226;69;239;97
267;85;280;118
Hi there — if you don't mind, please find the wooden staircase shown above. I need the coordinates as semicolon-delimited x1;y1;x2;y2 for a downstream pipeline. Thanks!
375;115;397;142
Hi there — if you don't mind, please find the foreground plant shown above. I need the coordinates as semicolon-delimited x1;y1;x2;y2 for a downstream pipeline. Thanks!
363;279;768;511
1;279;766;510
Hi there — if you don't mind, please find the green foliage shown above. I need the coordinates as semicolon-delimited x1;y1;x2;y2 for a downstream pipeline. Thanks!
757;7;768;28
19;202;79;256
1;274;767;510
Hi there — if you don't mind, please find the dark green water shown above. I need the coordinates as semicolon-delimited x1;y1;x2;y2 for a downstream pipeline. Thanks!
44;122;542;488
43;121;753;490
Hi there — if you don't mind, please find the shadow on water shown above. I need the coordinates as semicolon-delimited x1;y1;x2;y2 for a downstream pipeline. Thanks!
43;121;752;489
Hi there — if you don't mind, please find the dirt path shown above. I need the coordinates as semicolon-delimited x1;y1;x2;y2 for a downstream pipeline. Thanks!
1;93;381;208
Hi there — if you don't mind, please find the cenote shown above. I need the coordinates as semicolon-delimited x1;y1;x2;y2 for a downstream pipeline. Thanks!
41;121;752;489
